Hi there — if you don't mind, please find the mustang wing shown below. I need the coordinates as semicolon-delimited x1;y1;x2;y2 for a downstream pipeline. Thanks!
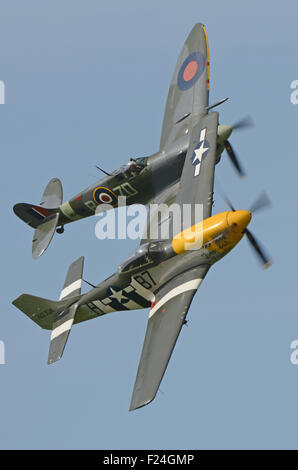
160;23;210;152
129;264;209;411
143;112;218;243
175;111;218;224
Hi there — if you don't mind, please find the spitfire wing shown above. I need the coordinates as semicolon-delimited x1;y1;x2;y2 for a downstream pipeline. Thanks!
159;23;210;152
129;264;209;411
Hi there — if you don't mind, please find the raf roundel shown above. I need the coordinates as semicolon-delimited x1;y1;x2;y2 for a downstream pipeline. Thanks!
93;187;118;206
177;51;206;91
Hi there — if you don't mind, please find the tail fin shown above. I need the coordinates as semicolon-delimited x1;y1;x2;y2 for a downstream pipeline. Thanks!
12;294;74;330
12;256;84;364
13;178;63;258
13;203;57;229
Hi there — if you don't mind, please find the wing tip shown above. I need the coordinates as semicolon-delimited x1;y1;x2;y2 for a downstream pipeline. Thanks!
47;355;61;365
129;396;155;412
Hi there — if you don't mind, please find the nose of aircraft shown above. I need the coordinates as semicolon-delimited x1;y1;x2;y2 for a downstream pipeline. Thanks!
227;210;252;233
217;124;233;144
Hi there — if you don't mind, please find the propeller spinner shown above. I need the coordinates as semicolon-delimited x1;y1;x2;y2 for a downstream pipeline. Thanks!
217;115;254;178
219;189;272;269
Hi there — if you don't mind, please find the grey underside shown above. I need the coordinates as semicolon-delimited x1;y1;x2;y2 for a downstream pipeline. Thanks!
47;303;78;364
32;213;59;259
129;109;218;409
128;21;218;408
60;256;84;300
176;111;218;224
141;112;218;245
47;256;84;364
159;23;209;152
32;178;63;259
40;178;63;209
129;264;210;410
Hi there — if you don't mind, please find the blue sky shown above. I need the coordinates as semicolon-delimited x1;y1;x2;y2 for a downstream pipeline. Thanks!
1;0;298;449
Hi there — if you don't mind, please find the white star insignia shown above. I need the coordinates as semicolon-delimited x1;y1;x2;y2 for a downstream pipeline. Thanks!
192;128;210;177
109;287;129;303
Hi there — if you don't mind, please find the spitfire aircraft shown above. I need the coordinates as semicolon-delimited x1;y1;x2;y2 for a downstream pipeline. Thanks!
12;23;272;410
14;25;252;259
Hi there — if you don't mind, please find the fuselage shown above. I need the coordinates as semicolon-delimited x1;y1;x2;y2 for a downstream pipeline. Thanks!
57;141;188;227
73;209;252;325
57;125;231;228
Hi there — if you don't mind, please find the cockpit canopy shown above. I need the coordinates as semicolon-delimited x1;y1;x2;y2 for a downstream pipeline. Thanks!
114;157;147;181
118;241;165;275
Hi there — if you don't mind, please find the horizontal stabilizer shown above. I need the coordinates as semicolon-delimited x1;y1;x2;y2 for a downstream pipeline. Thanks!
59;256;84;300
48;303;78;364
12;294;79;330
12;255;84;363
32;213;59;259
40;178;63;208
13;203;56;229
13;177;63;258
48;256;84;363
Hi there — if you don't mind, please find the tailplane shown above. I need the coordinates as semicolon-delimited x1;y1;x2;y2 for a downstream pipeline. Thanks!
48;256;84;364
13;178;63;258
12;256;84;364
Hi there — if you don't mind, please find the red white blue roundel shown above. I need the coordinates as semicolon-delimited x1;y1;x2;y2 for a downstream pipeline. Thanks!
177;51;206;91
93;187;118;205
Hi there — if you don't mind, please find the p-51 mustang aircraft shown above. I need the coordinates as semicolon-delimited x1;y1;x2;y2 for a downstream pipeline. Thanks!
14;23;252;258
12;24;271;410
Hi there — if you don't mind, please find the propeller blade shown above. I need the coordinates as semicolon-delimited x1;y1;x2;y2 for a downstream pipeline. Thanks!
232;115;254;131
245;228;272;269
249;192;271;214
216;182;236;211
224;140;246;177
